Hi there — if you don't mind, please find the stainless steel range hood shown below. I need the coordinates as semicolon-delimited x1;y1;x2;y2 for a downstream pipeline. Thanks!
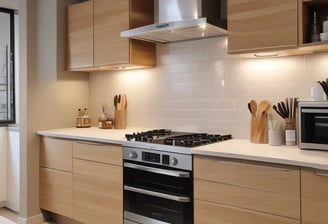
121;0;227;44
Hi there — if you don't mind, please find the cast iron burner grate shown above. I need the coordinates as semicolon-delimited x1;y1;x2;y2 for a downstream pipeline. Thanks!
163;133;232;147
125;129;232;147
125;129;172;142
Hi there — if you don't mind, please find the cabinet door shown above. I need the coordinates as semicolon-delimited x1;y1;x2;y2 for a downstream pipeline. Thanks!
228;0;298;53
194;155;300;220
195;200;299;224
302;168;328;224
40;168;73;218
74;159;123;224
94;0;129;66
66;1;93;70
40;137;72;172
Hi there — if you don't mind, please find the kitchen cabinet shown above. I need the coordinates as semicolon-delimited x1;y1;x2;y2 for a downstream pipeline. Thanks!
301;168;328;224
298;0;328;54
73;141;123;224
39;137;73;218
66;0;156;71
66;1;93;70
39;137;123;223
228;0;328;56
194;155;300;224
228;0;298;54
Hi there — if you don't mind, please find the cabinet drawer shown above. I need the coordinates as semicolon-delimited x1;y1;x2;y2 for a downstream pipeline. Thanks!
74;175;123;224
73;141;122;165
40;137;73;172
73;159;122;184
301;168;328;224
194;199;300;224
195;178;300;219
194;155;300;194
40;168;73;218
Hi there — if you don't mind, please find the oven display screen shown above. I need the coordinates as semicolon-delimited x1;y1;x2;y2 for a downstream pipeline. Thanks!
142;152;160;163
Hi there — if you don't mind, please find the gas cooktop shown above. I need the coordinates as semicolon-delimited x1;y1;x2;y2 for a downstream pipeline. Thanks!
125;129;232;148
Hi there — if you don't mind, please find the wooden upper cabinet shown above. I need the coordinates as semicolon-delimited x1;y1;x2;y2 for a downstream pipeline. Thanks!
66;0;156;71
94;0;129;66
66;1;93;70
297;0;328;54
228;0;298;54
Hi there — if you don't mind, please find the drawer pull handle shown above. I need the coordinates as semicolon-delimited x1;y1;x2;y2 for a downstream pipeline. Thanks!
315;170;328;177
75;141;104;146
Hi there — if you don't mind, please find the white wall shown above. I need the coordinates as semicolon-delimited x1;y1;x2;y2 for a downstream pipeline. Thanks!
18;0;90;222
0;127;8;206
0;0;18;9
90;37;328;139
7;127;20;212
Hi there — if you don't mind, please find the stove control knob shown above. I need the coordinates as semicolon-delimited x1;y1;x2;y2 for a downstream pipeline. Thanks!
170;157;178;166
129;151;138;159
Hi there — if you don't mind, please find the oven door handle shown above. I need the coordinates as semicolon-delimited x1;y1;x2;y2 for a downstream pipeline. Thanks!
124;185;190;203
123;162;190;178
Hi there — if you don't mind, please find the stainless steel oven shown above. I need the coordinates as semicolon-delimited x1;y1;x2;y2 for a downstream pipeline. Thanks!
123;146;193;224
299;101;328;150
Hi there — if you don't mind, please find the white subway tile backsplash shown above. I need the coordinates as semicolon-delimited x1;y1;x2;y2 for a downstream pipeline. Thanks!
90;37;328;139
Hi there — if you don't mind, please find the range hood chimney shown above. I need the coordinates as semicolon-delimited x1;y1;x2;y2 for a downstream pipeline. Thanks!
121;0;227;44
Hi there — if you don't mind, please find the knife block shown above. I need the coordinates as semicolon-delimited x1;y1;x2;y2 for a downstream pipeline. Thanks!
250;114;268;144
114;109;126;129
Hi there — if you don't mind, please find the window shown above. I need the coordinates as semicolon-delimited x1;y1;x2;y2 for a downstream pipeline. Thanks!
0;8;15;125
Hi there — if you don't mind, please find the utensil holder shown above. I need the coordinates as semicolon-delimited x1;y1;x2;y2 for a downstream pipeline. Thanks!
250;114;268;144
114;109;126;129
285;118;296;145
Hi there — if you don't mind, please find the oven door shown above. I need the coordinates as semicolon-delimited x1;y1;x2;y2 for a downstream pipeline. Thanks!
123;161;193;224
300;107;328;150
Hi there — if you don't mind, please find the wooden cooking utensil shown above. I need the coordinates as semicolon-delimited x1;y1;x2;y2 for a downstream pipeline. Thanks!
249;100;270;144
248;100;258;143
114;94;127;129
255;100;270;143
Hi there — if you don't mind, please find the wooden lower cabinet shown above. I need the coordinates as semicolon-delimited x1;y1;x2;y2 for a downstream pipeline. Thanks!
40;137;123;224
73;141;123;224
195;200;299;224
301;168;328;224
194;155;300;224
40;168;73;218
74;174;122;224
40;137;73;218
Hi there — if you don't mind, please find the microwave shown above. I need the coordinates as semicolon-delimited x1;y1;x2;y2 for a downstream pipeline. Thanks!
299;101;328;150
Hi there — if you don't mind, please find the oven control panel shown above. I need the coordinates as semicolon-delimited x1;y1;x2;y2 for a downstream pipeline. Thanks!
123;146;192;170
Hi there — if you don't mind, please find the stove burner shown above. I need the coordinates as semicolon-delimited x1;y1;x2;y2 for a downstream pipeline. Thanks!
125;129;172;142
126;129;232;147
164;133;232;147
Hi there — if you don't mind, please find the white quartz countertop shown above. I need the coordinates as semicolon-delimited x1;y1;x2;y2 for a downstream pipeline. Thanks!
37;127;328;170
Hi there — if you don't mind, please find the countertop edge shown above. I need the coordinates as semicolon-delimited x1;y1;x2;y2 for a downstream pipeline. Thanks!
192;149;328;170
37;128;328;171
